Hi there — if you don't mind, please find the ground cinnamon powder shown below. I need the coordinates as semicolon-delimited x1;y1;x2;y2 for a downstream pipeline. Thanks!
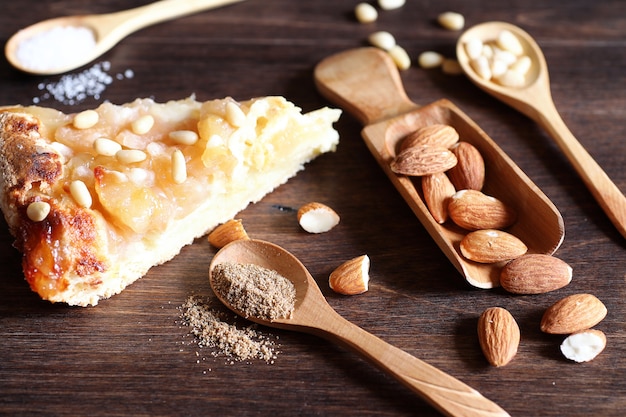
211;262;296;321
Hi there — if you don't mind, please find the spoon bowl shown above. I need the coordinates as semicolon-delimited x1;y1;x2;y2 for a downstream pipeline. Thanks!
209;239;510;417
457;21;626;239
5;0;245;75
314;47;564;288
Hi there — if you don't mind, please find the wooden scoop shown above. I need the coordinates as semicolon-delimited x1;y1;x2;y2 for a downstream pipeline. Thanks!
209;239;510;417
314;47;564;288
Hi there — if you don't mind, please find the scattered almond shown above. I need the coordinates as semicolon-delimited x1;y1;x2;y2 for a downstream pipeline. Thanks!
540;293;607;335
500;254;572;294
297;202;340;233
560;329;607;363
391;145;457;176
477;307;520;367
460;229;527;263
447;142;485;191
448;189;516;230
422;172;456;224
329;255;370;295
208;219;250;248
398;124;460;152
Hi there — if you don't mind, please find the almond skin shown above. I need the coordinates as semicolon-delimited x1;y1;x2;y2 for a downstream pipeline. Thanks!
500;254;572;294
460;229;527;263
208;219;250;248
398;124;460;152
390;145;457;176
447;141;485;191
329;255;370;295
477;307;520;367
422;172;456;224
540;293;607;334
448;189;517;230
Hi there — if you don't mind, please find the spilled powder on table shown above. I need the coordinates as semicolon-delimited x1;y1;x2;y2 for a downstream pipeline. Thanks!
180;295;281;364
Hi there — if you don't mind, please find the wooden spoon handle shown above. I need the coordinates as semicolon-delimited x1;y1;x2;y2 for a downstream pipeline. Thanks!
314;47;418;125
90;0;246;39
317;311;509;417
535;101;626;239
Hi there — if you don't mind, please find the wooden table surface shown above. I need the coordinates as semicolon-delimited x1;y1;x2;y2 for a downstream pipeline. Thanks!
1;1;624;416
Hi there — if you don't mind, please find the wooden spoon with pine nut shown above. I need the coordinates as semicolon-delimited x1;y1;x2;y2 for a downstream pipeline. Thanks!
209;239;510;417
314;47;564;288
457;21;626;239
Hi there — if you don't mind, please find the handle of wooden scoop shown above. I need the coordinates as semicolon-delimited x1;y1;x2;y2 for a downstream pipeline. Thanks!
314;47;418;125
319;309;510;417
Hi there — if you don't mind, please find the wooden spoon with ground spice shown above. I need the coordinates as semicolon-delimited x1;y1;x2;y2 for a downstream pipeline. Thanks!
209;239;509;417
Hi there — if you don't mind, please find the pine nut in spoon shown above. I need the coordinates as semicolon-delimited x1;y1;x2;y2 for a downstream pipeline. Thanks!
209;239;510;417
5;0;246;75
457;21;626;239
314;47;564;289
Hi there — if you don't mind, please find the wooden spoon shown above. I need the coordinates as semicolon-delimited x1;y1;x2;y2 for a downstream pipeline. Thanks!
209;239;510;417
457;21;626;239
5;0;246;75
314;47;564;288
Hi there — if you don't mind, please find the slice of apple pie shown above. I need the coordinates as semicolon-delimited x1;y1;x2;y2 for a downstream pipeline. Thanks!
0;96;340;306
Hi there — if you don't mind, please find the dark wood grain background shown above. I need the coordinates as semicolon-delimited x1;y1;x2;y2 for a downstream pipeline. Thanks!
1;1;624;416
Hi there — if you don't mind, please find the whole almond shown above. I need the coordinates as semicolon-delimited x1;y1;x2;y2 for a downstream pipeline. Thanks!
460;229;527;263
329;255;370;295
447;142;485;190
422;172;456;224
477;307;520;367
391;145;457;176
500;254;572;294
399;124;460;152
540;293;607;334
208;219;250;248
448;189;517;230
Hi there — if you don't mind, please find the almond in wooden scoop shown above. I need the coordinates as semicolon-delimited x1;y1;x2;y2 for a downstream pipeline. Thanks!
460;229;527;263
390;145;457;176
500;254;572;294
541;293;607;334
448;189;516;230
398;124;460;151
447;141;485;191
422;172;456;224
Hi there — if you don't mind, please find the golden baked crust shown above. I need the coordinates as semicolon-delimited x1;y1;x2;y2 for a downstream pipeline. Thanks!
0;97;341;306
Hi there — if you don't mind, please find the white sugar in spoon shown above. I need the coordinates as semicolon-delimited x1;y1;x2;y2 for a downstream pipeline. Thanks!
5;0;246;75
457;21;626;239
209;239;510;417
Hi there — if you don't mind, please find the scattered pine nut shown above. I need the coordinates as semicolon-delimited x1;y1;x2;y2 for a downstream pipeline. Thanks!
418;51;444;69
437;11;465;31
378;0;405;11
69;180;92;208
355;2;378;23
225;101;247;127
388;45;411;70
441;58;463;75
93;137;122;156
131;115;154;135
368;31;396;51
171;149;187;184
168;130;199;145
116;149;147;164
26;201;51;222
73;109;99;129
